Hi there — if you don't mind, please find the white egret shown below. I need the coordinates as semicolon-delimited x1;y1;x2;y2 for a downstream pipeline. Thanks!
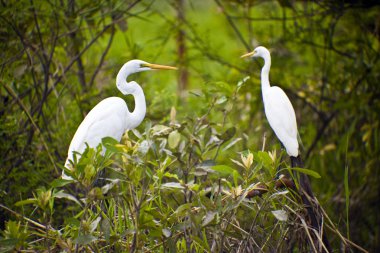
241;47;331;251
63;60;177;179
241;46;300;164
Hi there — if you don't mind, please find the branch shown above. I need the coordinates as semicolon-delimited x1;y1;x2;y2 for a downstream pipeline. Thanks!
214;0;251;51
2;82;58;173
0;204;56;231
88;25;115;88
48;23;114;97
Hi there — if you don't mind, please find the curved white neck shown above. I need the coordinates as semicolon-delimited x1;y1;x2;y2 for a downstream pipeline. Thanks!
116;64;146;129
260;52;271;91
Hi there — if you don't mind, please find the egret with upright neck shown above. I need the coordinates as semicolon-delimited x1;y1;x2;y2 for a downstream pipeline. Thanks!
241;46;299;159
63;60;177;179
241;47;331;251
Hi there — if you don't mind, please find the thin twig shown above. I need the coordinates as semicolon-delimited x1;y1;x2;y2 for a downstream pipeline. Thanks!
0;204;55;231
214;0;251;51
88;25;116;88
3;82;58;173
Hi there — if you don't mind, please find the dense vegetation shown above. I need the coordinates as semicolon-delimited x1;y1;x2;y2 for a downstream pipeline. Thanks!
1;0;379;252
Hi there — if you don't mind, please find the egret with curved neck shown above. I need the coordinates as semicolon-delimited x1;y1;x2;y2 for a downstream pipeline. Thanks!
63;60;177;179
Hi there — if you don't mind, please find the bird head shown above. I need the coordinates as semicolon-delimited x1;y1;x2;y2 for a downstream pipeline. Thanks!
116;60;177;95
241;46;270;59
126;60;177;73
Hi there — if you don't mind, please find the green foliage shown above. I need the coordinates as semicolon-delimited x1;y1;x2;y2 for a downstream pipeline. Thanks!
2;110;311;252
0;221;29;252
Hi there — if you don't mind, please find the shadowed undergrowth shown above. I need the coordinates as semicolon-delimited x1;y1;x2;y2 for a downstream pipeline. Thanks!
0;104;366;252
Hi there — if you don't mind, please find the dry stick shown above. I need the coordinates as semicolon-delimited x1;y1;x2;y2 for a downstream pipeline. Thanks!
320;205;369;253
284;203;319;252
275;227;291;252
3;82;58;173
0;204;55;232
300;219;318;253
261;132;267;152
243;196;271;250
311;227;330;253
260;222;280;252
176;0;188;95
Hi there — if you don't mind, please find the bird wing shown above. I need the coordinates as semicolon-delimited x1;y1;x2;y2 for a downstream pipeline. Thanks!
66;97;128;163
263;86;299;156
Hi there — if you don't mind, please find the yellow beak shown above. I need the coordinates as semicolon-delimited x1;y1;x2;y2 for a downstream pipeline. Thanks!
240;51;255;58
142;63;178;70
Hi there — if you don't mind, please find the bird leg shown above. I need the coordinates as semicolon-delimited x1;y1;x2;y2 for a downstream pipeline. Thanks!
274;143;296;189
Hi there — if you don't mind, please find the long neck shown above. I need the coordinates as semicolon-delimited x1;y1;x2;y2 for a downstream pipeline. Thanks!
261;53;271;91
116;65;147;129
128;84;146;129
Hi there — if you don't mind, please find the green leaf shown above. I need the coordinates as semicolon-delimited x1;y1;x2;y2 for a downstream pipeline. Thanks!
151;125;172;137
54;191;82;206
162;228;171;238
90;217;101;233
220;127;236;142
160;182;184;189
290;167;321;179
204;127;212;143
101;218;111;242
101;136;119;146
272;209;288;221
211;165;242;185
215;95;228;105
0;238;20;251
137;140;150;155
50;178;72;188
14;199;36;206
222;137;242;151
174;203;191;216
163;172;180;181
254;151;273;168
101;179;120;195
102;137;120;153
66;218;80;227
211;165;239;177
236;76;250;92
202;211;217;227
168;130;181;149
204;81;232;94
74;234;97;245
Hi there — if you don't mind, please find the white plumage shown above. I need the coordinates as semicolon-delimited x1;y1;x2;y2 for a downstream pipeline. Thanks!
63;60;177;179
242;46;299;157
